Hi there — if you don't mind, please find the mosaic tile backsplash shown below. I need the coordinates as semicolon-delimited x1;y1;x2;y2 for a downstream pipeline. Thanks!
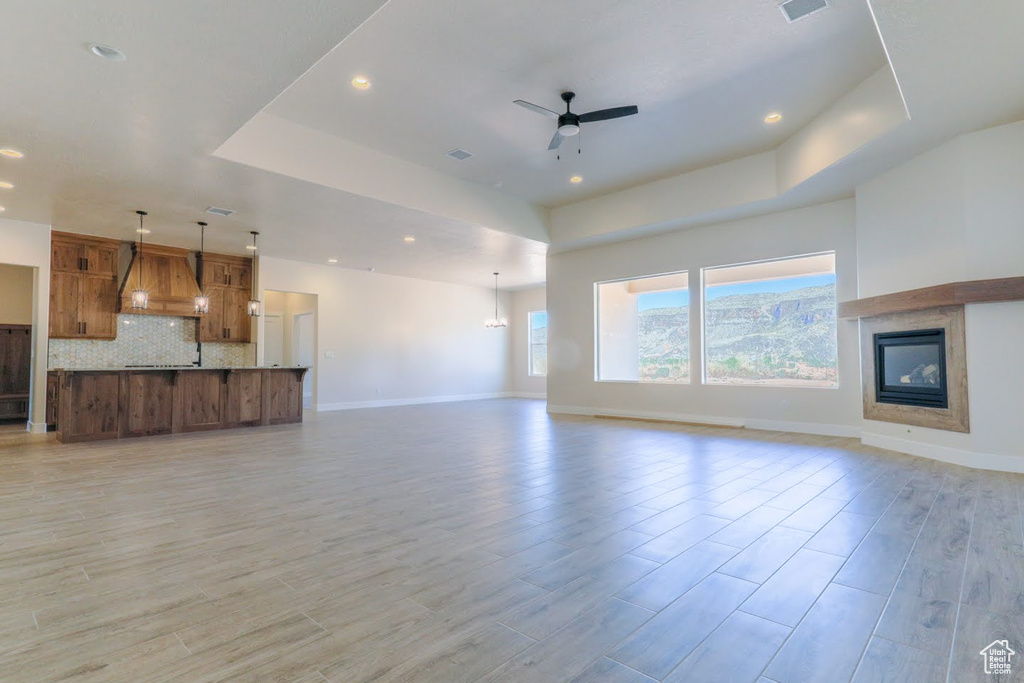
48;314;253;369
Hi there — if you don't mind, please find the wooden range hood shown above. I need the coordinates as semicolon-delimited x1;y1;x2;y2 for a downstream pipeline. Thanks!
118;242;203;317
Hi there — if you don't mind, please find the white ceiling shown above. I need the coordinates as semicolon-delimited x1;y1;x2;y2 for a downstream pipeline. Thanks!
0;0;544;288
267;0;886;206
0;0;950;291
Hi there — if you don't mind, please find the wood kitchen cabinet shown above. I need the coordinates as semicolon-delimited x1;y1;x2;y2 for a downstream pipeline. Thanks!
198;253;251;289
196;253;253;343
49;232;120;340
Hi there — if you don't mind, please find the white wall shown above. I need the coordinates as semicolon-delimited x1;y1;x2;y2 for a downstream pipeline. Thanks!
258;256;510;409
855;120;1024;471
508;286;546;397
546;200;861;435
0;218;51;432
0;264;34;324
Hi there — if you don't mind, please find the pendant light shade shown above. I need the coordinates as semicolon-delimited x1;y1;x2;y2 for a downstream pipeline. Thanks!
247;231;260;317
484;272;508;328
194;221;210;314
131;210;149;310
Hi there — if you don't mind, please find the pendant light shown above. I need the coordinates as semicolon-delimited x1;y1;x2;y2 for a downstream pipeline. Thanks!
193;221;210;314
484;272;508;328
246;231;260;317
130;210;149;309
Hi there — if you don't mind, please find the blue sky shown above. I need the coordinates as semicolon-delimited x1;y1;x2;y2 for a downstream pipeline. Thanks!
531;311;548;329
638;289;689;312
704;273;835;301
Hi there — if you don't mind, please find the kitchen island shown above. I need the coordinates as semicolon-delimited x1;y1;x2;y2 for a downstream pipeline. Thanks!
52;366;308;443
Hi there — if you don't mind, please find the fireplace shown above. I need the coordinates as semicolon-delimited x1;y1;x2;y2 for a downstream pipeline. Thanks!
874;329;948;408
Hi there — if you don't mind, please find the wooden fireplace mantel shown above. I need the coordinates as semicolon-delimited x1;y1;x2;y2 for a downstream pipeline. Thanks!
839;276;1024;319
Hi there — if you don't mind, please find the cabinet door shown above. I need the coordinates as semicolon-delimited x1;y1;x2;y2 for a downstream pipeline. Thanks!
49;272;83;338
80;276;117;339
201;260;230;288
223;288;252;342
228;262;252;291
82;245;118;277
198;287;226;342
51;241;83;273
46;373;60;426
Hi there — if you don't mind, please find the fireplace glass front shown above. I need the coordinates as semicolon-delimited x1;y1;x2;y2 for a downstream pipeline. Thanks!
874;329;948;408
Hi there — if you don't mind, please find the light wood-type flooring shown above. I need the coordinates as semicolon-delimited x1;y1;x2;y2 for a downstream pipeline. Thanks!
0;399;1021;682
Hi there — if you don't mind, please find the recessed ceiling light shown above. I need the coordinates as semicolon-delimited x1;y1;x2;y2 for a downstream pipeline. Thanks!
764;112;783;124
135;228;151;234
0;206;5;213
570;176;583;184
0;181;12;189
403;236;415;243
328;258;338;264
351;76;372;90
89;44;126;62
0;149;24;158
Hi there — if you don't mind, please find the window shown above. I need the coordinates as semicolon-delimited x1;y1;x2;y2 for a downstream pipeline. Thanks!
702;253;837;387
596;272;689;383
528;310;548;376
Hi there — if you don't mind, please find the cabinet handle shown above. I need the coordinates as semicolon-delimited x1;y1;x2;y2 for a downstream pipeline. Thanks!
83;321;87;335
83;257;89;271
78;257;84;270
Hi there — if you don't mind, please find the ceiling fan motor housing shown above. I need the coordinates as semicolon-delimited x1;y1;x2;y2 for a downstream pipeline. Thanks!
558;113;581;136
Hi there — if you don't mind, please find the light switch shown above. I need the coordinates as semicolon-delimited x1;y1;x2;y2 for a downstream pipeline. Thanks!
324;351;336;359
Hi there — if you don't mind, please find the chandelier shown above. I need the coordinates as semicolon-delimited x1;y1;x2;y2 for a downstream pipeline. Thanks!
484;272;508;328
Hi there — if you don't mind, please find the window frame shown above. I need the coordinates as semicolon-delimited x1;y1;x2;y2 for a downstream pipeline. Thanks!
700;251;839;390
527;309;548;377
594;270;691;385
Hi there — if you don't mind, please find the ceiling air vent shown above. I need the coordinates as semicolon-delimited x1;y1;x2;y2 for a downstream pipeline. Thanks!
779;0;829;22
445;148;474;161
205;206;236;217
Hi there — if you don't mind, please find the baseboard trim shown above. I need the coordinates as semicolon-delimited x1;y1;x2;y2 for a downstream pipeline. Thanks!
862;432;1024;473
547;405;744;429
317;392;509;412
506;392;547;400
745;418;862;438
546;405;860;438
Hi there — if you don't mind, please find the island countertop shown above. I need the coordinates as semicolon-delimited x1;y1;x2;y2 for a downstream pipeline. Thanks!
50;366;310;372
52;366;309;443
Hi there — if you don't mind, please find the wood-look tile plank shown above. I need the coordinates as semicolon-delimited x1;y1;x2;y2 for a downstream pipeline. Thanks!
663;610;789;683
609;572;758;679
479;598;652;683
763;583;887;683
718;526;813;584
852;636;947;683
739;548;845;627
616;540;739;611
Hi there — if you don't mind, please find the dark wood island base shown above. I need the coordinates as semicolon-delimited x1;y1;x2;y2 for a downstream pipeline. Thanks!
53;367;308;443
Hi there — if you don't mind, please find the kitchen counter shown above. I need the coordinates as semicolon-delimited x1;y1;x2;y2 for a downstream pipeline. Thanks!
52;366;309;443
50;366;309;372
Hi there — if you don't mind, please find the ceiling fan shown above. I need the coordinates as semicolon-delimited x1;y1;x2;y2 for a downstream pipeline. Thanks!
514;91;639;151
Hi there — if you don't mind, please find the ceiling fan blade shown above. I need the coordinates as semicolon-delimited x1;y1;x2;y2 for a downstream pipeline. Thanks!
578;105;639;123
514;99;560;119
547;131;565;150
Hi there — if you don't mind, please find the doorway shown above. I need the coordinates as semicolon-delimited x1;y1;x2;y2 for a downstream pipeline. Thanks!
263;291;317;409
0;263;35;431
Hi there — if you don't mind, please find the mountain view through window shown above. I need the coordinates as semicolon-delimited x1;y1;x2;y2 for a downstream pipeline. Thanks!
703;256;837;387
